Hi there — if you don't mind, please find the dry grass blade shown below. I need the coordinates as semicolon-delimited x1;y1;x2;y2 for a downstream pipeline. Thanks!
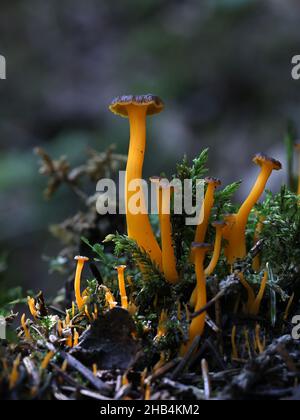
60;352;111;395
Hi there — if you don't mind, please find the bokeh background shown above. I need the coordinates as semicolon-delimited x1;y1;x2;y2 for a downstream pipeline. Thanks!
0;0;300;295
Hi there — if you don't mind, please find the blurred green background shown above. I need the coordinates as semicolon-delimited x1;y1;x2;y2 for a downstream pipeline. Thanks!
0;0;299;295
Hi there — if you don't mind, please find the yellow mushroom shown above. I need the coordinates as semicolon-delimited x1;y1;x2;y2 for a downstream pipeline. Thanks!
27;297;38;319
194;177;221;244
21;314;31;340
73;329;79;347
205;221;227;276
150;178;179;284
41;351;55;371
115;265;128;310
184;243;211;353
249;270;268;316
105;289;117;310
190;178;221;305
154;310;168;341
109;95;163;270
237;272;256;313
74;256;89;310
222;214;236;243
9;354;21;390
226;154;282;264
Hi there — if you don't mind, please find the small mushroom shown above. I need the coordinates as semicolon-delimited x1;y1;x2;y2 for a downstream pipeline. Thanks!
226;154;282;264
183;243;211;353
205;221;227;276
41;351;55;371
74;256;89;310
27;296;38;319
109;95;164;270
115;265;128;310
9;354;21;390
21;314;31;341
150;177;179;284
249;270;268;316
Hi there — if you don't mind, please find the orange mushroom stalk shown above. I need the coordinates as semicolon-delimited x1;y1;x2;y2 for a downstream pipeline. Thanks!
151;178;179;284
184;243;211;353
190;178;221;306
155;310;168;341
9;354;21;390
194;178;221;244
21;314;31;340
116;265;128;310
27;297;38;319
205;221;227;276
74;256;89;311
41;351;55;371
226;154;282;264
109;95;163;270
249;270;268;316
104;287;117;310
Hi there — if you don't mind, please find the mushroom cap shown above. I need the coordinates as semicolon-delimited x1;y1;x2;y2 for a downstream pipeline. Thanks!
212;220;227;228
109;95;164;118
205;177;222;187
191;242;212;251
253;153;282;171
74;256;89;262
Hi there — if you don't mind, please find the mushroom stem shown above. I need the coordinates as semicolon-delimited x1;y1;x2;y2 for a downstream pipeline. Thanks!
41;351;55;371
156;183;179;284
116;265;128;310
184;243;211;353
237;272;256;312
252;216;265;272
9;354;21;390
27;297;38;319
74;256;89;311
21;314;31;340
194;178;221;244
226;155;281;264
190;178;221;304
205;222;226;276
249;270;268;316
155;310;168;340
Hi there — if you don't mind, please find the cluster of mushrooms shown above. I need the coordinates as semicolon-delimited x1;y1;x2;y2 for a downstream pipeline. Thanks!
22;95;283;369
107;94;282;352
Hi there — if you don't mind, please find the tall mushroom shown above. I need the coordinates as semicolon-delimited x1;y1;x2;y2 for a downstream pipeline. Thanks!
226;154;282;264
183;242;211;353
205;221;227;276
109;95;163;270
150;177;179;284
74;256;89;310
115;265;128;310
190;178;221;305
